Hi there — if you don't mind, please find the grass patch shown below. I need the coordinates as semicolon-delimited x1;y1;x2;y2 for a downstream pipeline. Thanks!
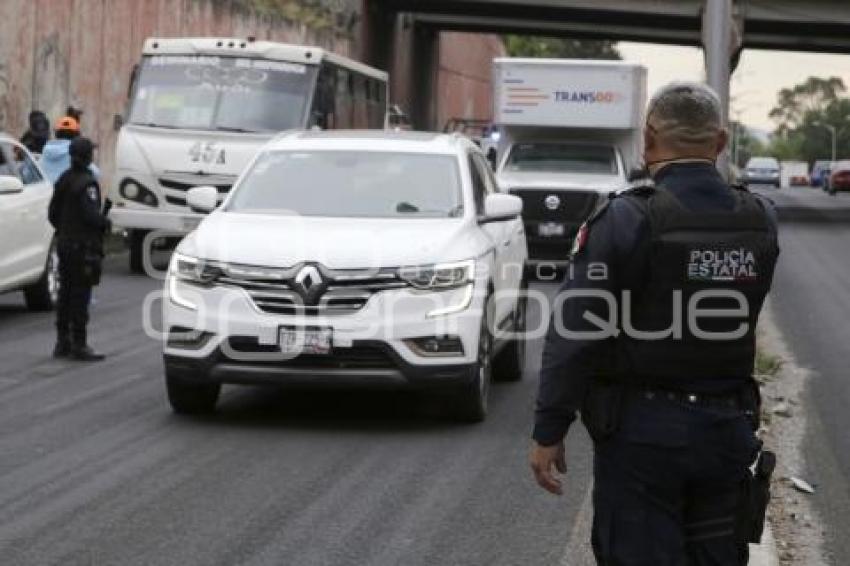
755;348;784;380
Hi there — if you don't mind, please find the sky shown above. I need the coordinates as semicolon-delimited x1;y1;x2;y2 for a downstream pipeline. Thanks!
617;41;850;134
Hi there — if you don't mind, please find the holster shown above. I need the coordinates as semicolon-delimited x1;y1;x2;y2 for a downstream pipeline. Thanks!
83;244;104;286
738;450;776;544
580;381;624;443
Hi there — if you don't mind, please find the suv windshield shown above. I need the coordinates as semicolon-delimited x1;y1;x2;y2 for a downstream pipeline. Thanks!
227;151;464;218
506;143;618;175
129;55;317;132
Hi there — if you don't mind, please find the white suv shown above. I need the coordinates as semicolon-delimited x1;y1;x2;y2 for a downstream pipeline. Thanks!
162;131;528;421
0;135;57;311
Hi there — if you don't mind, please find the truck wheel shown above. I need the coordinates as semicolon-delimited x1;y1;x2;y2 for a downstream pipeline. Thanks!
24;239;59;312
494;281;527;382
453;308;493;423
129;229;148;274
165;372;221;415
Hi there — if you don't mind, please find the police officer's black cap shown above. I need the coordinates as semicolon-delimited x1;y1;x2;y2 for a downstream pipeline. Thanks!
69;137;97;159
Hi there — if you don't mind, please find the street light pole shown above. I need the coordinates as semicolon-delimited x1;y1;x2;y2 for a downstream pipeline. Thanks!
828;124;837;164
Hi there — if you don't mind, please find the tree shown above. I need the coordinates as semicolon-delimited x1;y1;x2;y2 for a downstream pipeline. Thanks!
766;77;850;163
504;36;621;60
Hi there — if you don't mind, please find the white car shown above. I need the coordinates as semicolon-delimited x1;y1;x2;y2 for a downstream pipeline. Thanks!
162;131;528;421
0;135;57;311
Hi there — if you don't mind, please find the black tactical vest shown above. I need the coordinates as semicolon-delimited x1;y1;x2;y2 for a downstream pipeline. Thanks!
616;185;779;384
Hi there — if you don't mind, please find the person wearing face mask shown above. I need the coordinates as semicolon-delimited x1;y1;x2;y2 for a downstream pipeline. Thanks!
529;82;780;565
48;137;111;361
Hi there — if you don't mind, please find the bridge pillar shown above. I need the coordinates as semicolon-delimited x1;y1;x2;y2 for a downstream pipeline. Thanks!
409;24;439;130
361;0;395;72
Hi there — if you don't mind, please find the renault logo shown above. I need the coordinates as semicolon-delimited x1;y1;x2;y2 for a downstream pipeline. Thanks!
544;195;561;210
294;265;325;303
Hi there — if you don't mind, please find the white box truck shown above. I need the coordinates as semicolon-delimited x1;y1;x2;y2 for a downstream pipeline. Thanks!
491;58;647;266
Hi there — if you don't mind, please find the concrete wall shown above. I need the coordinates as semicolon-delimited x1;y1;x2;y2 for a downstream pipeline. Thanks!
0;0;503;186
436;32;505;128
0;0;354;186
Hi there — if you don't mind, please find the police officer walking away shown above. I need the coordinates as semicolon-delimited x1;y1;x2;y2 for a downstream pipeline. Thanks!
530;83;780;565
49;137;110;361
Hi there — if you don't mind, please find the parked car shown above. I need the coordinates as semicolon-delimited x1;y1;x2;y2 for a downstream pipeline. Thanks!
810;160;832;188
162;130;528;421
828;160;850;194
0;134;57;311
744;156;781;188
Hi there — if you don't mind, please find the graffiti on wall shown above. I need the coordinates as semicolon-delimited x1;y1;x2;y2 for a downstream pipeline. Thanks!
33;33;70;124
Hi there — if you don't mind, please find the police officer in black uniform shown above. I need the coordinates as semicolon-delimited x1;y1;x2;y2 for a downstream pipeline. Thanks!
49;137;110;361
529;82;780;565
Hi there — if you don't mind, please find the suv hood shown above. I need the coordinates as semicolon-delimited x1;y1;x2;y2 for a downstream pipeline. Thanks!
497;170;625;193
181;213;481;269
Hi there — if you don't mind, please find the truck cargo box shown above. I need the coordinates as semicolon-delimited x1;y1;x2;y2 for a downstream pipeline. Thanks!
493;58;647;130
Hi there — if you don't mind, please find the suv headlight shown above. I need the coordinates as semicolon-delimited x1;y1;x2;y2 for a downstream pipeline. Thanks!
167;253;218;311
170;253;218;284
398;260;474;290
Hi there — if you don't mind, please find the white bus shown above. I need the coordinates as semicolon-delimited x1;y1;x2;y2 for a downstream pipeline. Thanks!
112;37;388;272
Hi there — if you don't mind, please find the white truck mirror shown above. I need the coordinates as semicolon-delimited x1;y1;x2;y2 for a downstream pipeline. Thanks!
0;175;24;195
481;193;522;223
186;186;218;213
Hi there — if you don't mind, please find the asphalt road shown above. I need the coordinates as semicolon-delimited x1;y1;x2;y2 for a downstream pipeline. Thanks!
0;262;594;566
753;185;850;564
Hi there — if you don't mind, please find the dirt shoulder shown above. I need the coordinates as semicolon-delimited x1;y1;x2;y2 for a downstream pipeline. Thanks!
756;301;829;565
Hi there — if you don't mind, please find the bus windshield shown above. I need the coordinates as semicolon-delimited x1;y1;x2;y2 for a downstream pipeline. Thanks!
505;143;619;175
128;55;317;133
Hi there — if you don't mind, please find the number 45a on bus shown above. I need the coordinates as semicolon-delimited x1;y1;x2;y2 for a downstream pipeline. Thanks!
188;141;226;165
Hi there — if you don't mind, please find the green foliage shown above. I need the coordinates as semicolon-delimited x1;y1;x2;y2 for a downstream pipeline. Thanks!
767;76;850;163
504;36;621;60
731;122;766;168
227;0;353;33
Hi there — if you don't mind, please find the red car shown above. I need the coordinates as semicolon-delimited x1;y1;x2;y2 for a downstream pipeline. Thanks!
828;160;850;193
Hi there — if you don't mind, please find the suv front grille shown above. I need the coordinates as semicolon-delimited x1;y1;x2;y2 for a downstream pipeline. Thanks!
216;268;408;316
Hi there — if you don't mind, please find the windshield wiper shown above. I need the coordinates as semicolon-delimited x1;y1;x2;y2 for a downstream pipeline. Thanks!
215;126;259;133
134;122;179;129
396;202;420;213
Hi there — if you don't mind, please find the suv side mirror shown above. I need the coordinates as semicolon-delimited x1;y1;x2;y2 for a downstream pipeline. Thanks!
186;186;219;213
0;175;24;195
480;193;522;224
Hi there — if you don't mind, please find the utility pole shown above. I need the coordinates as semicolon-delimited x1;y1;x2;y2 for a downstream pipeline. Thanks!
703;0;734;179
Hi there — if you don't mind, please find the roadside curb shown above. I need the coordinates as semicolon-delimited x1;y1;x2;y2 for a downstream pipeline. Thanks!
750;525;779;566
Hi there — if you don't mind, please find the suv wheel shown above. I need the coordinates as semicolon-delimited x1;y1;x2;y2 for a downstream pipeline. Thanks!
494;281;527;382
24;239;59;311
453;309;493;422
166;371;221;415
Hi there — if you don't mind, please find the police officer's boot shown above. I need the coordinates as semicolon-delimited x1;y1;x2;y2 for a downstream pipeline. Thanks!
70;327;105;362
53;326;71;358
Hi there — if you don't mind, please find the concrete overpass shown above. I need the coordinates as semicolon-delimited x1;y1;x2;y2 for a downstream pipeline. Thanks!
362;0;850;129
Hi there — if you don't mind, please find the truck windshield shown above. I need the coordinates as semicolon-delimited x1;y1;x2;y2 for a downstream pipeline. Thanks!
128;55;317;132
227;151;464;218
506;143;618;175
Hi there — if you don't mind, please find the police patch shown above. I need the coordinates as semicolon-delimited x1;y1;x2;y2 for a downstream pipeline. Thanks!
687;248;758;282
87;185;99;202
570;222;589;257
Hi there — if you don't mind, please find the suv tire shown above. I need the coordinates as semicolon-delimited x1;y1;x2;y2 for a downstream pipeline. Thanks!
494;280;527;382
24;239;58;311
166;371;221;414
453;305;493;423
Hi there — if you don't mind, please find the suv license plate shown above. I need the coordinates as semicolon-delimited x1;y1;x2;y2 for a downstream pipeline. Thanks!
279;327;333;355
538;222;565;237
